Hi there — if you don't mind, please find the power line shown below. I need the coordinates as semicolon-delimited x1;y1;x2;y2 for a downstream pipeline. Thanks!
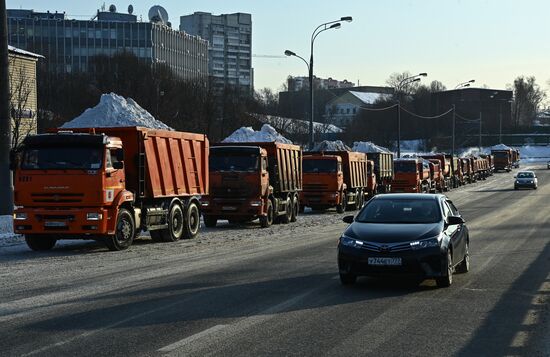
400;106;453;119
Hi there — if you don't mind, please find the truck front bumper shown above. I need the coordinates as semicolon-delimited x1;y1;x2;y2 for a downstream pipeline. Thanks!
300;191;339;207
200;198;264;218
13;207;115;235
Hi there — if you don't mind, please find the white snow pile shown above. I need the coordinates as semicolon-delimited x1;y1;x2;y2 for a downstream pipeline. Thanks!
312;140;351;152
223;124;292;144
61;92;172;130
0;215;23;247
490;143;513;151
352;141;391;153
253;114;343;134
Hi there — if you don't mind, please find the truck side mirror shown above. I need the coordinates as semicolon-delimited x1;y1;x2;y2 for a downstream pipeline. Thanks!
113;161;124;170
115;148;124;161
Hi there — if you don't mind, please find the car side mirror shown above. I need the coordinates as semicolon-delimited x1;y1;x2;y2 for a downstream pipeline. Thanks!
447;216;465;225
342;215;354;224
513;176;516;179
113;161;124;170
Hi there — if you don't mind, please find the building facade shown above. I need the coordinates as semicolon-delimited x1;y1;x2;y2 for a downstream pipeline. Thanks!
7;8;208;80
287;76;355;92
8;45;43;147
324;90;391;127
180;12;252;92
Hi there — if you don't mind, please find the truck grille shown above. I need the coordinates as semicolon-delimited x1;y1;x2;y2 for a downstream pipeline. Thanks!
31;193;84;203
211;186;251;198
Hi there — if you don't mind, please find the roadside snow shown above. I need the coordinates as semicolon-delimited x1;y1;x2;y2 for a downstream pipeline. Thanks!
312;140;351;152
61;93;172;130
253;114;344;134
352;141;391;153
0;215;23;247
223;124;292;144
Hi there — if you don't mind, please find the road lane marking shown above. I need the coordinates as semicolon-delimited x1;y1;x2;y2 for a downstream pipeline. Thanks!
158;325;228;353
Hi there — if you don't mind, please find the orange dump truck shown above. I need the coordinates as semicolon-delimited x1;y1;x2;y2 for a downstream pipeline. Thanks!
300;151;370;213
391;158;431;193
427;159;443;192
421;154;452;191
12;127;209;251
491;148;513;172
365;152;394;193
201;142;302;228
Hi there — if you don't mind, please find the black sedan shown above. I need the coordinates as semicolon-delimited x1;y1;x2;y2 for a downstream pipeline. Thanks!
338;193;469;288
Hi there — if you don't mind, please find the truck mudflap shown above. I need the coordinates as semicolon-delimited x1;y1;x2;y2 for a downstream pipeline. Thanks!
13;207;116;236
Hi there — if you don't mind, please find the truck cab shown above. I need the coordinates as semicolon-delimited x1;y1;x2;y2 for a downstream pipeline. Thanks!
300;154;345;211
392;158;431;193
13;132;133;250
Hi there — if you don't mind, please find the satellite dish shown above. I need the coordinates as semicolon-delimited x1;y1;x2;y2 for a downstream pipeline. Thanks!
128;5;134;14
148;5;169;24
108;4;116;12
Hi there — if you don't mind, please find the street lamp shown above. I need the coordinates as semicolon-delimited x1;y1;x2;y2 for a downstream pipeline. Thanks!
284;50;309;72
395;72;427;158
306;16;352;150
455;79;475;89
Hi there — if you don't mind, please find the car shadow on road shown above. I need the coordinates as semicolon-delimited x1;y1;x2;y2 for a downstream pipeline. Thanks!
456;242;550;356
472;188;518;193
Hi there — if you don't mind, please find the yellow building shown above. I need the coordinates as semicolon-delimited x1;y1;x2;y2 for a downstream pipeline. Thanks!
8;45;43;148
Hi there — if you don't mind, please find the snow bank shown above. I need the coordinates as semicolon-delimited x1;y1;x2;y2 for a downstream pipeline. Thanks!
312;140;351;152
223;124;292;144
490;143;513;151
61;93;172;130
0;215;23;247
352;141;391;153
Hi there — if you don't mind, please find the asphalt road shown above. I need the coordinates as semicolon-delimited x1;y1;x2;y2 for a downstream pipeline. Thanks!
1;165;548;357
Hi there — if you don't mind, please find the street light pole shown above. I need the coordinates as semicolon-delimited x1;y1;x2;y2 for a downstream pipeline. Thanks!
395;73;427;158
452;104;456;158
0;0;13;215
499;102;502;144
455;79;475;89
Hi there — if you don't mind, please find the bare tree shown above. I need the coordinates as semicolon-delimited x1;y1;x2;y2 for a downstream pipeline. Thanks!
512;76;546;127
386;71;422;99
8;56;37;148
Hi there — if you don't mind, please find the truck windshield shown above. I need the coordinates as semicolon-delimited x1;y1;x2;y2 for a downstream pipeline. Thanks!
394;161;416;173
493;152;508;158
210;154;259;172
21;146;103;170
303;159;337;173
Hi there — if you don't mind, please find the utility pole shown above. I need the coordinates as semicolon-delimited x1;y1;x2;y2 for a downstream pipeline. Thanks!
479;111;482;151
397;99;401;158
0;0;14;215
451;104;456;157
499;103;503;144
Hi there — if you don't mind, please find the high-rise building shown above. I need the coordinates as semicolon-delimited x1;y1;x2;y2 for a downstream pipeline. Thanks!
180;12;252;92
7;6;208;80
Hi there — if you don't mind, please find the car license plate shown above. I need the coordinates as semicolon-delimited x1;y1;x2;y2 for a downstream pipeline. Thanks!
44;221;67;227
222;206;237;211
368;257;402;266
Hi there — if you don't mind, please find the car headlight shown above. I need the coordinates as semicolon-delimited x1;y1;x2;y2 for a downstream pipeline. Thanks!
86;213;103;221
14;212;28;220
515;180;520;184
409;236;441;250
340;234;364;249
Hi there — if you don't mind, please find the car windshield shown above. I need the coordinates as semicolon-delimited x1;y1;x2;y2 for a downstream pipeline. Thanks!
517;172;534;178
210;154;259;172
21;146;103;170
394;161;416;173
303;159;337;173
355;198;441;224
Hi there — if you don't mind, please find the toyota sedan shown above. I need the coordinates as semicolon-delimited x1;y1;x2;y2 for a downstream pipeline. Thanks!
514;171;537;189
338;194;469;287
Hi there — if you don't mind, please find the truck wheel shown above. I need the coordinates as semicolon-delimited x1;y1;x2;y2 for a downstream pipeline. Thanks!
280;198;291;224
25;234;57;251
203;215;217;228
260;200;273;228
290;197;299;222
168;204;185;241
182;202;200;239
106;208;135;251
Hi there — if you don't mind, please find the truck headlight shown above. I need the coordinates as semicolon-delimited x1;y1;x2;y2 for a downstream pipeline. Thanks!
86;213;102;221
410;236;440;250
14;212;28;220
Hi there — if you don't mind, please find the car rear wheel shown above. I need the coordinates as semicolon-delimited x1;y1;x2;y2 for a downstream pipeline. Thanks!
339;272;357;285
436;250;453;288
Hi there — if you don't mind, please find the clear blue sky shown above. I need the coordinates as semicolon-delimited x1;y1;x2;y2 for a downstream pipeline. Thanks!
7;0;550;94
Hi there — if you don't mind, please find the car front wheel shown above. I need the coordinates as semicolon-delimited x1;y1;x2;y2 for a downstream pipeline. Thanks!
436;250;453;288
